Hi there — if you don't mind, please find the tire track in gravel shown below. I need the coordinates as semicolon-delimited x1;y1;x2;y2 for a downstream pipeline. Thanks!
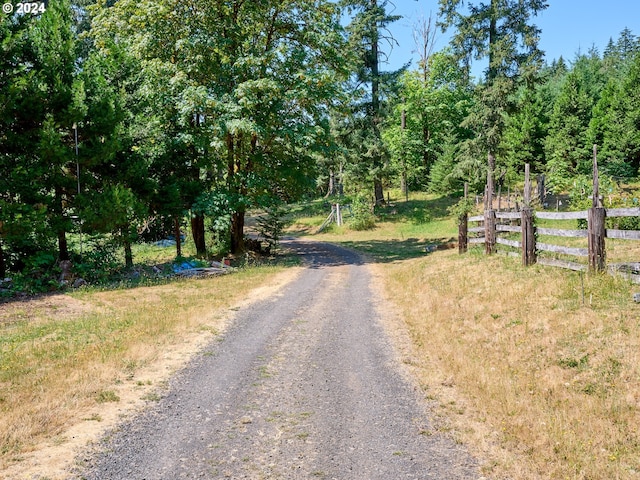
74;240;480;479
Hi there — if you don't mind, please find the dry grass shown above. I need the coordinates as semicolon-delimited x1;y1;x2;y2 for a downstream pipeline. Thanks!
0;266;289;471
291;193;640;478
381;248;640;479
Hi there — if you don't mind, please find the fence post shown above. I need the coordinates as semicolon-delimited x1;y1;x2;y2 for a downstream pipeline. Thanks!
459;183;468;254
588;145;606;272
522;164;536;266
588;208;606;271
485;210;496;254
522;208;536;266
485;170;496;254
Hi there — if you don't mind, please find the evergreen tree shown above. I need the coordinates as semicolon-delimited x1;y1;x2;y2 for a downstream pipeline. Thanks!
438;0;548;189
501;83;548;177
544;53;604;191
76;46;152;267
342;0;401;205
0;1;83;275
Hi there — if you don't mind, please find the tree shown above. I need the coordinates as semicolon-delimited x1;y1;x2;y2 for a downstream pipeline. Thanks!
91;0;350;254
31;0;86;263
501;82;549;177
0;0;84;277
590;51;640;176
544;53;604;192
342;0;401;205
382;51;473;194
75;46;153;267
590;30;640;177
438;0;548;191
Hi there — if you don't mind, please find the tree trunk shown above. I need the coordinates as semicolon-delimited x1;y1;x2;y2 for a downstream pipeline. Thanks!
369;0;385;207
374;178;384;205
230;210;245;254
55;186;70;261
401;171;408;201
423;125;430;170
487;152;496;203
57;229;70;261
191;213;206;257
325;169;336;197
0;240;5;279
488;0;498;83
174;216;182;258
124;237;133;268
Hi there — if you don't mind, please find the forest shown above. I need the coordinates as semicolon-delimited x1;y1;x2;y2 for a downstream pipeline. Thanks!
1;0;640;292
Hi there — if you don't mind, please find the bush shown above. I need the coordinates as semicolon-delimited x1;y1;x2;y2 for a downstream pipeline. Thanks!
256;203;290;254
569;175;640;230
349;195;376;231
73;237;122;283
8;251;58;293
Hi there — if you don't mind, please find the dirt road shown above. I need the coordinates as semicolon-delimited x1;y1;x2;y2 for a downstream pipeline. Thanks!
75;240;480;479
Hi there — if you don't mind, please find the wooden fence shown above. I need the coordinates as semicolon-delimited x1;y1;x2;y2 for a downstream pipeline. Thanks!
459;150;640;283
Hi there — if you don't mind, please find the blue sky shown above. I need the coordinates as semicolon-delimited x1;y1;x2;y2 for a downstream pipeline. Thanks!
382;1;640;77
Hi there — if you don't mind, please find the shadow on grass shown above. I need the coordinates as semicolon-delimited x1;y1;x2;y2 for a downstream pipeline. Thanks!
333;237;457;264
376;196;459;224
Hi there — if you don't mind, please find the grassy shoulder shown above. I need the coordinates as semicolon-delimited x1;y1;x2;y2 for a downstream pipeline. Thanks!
0;260;298;475
293;192;640;480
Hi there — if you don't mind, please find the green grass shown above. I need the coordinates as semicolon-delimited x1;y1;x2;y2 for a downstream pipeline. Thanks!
288;191;459;262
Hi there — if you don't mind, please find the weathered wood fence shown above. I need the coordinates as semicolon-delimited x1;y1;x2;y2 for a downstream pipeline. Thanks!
459;148;640;282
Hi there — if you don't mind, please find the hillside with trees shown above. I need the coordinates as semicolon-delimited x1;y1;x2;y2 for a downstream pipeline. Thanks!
2;0;640;293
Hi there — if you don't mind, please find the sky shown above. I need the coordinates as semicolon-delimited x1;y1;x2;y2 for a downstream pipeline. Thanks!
382;1;640;77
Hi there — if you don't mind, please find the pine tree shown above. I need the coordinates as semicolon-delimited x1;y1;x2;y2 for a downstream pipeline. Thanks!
342;0;401;205
438;0;548;189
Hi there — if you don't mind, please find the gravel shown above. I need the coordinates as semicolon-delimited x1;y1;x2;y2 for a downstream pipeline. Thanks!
74;240;481;479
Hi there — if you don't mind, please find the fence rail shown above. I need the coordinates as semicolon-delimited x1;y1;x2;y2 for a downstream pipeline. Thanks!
458;155;640;282
464;207;640;279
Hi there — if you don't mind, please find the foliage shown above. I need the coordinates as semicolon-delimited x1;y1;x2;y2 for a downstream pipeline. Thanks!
6;252;59;294
545;52;607;192
349;194;376;231
437;0;548;189
255;203;291;254
72;236;123;283
447;196;476;224
382;52;474;193
569;175;640;230
340;0;402;204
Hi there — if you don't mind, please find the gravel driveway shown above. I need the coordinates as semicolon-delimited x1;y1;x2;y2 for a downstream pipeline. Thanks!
75;240;480;479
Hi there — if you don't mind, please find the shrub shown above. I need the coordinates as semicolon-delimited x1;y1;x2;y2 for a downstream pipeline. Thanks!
349;195;376;231
256;203;290;254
